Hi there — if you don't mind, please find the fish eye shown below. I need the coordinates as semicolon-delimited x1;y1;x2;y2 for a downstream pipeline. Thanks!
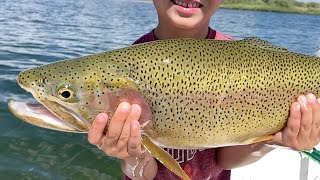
59;89;72;99
56;82;78;102
61;91;71;98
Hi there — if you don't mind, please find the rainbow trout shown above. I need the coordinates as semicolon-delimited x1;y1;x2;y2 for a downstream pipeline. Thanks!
8;38;320;179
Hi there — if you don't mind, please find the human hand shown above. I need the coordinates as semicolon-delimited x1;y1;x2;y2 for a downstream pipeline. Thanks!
272;93;320;150
88;102;143;159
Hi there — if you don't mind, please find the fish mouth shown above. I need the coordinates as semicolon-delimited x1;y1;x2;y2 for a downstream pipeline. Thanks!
8;100;90;133
170;0;203;8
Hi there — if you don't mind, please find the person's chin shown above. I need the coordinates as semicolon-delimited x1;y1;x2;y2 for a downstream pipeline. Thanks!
170;15;203;30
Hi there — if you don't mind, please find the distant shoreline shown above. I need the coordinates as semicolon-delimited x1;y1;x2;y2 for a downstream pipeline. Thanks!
133;0;320;15
221;2;320;15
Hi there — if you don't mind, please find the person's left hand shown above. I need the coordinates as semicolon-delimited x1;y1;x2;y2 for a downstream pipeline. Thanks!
272;93;320;150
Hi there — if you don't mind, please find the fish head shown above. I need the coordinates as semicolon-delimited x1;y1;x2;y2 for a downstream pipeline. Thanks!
9;58;105;132
9;54;152;133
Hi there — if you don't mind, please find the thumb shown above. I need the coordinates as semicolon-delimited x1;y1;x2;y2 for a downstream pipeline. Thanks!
270;132;283;146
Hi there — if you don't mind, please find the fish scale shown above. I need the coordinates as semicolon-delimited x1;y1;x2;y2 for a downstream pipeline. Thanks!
9;38;320;179
119;39;319;148
16;38;320;146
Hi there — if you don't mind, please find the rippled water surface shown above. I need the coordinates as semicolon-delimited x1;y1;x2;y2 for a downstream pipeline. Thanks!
0;0;319;179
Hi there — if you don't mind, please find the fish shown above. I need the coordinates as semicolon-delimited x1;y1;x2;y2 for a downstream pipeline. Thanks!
8;37;320;179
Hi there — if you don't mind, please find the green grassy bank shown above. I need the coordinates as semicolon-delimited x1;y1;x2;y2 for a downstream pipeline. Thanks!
221;0;320;15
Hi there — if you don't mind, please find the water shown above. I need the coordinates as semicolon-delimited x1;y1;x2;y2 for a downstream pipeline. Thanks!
0;0;319;179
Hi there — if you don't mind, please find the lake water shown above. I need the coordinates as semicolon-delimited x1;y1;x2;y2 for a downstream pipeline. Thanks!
0;0;319;179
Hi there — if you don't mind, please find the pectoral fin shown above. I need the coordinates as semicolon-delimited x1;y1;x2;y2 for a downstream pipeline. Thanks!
141;135;190;180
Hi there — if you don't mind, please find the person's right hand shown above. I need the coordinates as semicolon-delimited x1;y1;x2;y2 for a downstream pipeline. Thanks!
88;102;143;159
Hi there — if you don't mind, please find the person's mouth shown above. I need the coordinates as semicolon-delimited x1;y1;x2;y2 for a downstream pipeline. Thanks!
170;0;203;8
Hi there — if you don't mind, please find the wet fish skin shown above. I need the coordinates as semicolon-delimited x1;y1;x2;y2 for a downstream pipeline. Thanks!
9;38;320;180
15;38;320;147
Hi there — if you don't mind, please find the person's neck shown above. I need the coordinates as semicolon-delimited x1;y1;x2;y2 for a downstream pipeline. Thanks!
154;22;210;40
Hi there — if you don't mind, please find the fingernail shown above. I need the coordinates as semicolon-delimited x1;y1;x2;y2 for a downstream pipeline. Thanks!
307;93;316;102
97;113;108;121
132;104;141;112
119;102;131;110
294;103;300;111
119;101;130;107
299;95;307;107
131;121;139;129
317;98;320;104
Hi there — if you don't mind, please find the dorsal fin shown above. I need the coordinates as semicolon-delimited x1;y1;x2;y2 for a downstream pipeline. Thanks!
240;37;288;53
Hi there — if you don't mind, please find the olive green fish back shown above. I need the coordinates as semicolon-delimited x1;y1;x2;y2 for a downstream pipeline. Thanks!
115;38;320;148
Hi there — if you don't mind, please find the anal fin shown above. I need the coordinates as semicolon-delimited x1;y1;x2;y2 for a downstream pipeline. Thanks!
141;135;190;180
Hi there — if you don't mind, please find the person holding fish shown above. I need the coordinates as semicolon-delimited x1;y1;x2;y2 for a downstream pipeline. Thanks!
88;0;320;179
